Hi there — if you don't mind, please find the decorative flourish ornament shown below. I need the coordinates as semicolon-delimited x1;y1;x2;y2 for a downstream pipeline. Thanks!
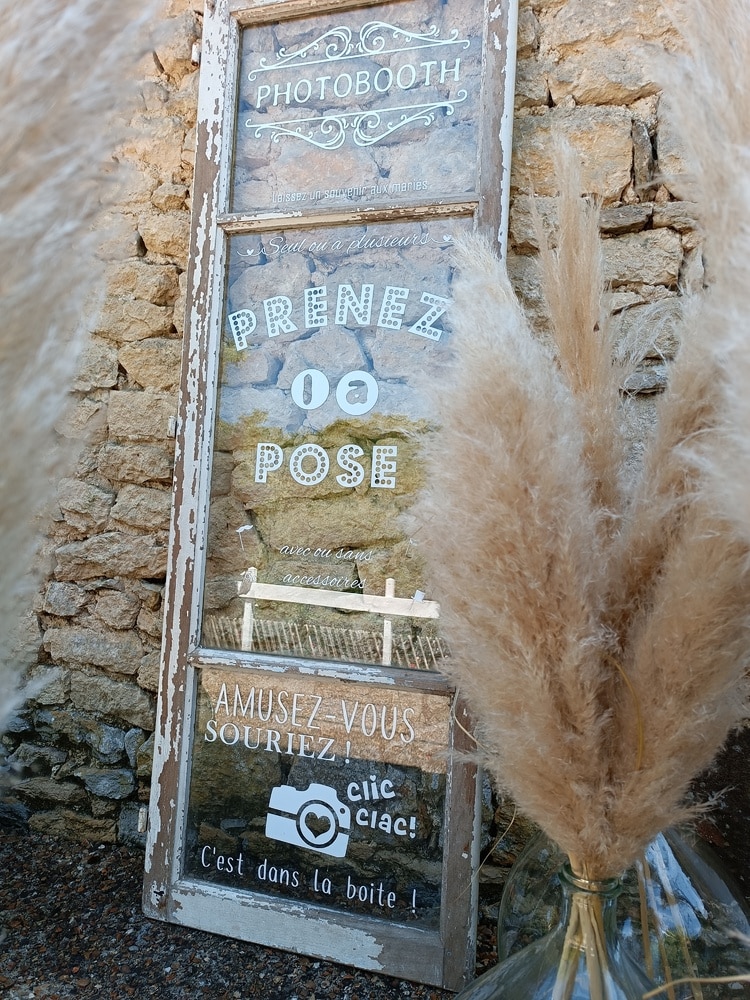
248;95;468;150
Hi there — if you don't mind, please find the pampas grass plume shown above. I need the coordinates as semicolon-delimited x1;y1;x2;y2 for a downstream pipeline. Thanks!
420;127;750;877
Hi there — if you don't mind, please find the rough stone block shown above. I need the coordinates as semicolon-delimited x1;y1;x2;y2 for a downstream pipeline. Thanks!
655;107;697;201
136;733;155;778
153;11;200;83
506;251;549;331
26;666;69;706
88;722;128;765
136;607;164;640
509;195;559;252
209;451;234;497
71;340;119;392
599;204;654;235
167;67;200;126
108;390;177;442
151;182;190;212
97;443;174;485
122;116;186;184
612;296;683;360
137;651;161;693
15;777;88;808
44;625;144;674
602;228;683;287
92;295;174;343
0;800;30;831
43;582;89;618
140;80;169;113
109;484;172;531
118;801;148;847
69;671;155;730
652;201;700;233
29;709;128;766
9;743;68;770
548;46;659;106
107;260;181;305
124;728;147;769
138;211;191;263
57;478;114;532
94;212;144;263
632;119;655;195
119;338;182;391
511;107;633;203
2;711;32;734
28;809;117;843
543;0;674;49
206;495;257;573
13;611;43;665
93;590;141;630
517;6;540;57
515;60;553;109
54;532;169;581
74;766;136;800
201;574;239;614
107;161;155;207
623;362;669;395
133;581;164;612
55;399;107;444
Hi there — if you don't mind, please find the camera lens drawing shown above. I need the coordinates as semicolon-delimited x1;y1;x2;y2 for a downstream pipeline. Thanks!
298;800;343;849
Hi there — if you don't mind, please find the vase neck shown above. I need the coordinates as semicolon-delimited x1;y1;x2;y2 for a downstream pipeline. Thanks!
563;867;621;895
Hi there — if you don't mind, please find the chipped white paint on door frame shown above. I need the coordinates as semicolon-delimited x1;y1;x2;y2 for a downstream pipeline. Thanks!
143;0;518;990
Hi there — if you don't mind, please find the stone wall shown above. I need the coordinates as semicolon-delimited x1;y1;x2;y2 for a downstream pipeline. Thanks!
5;0;744;897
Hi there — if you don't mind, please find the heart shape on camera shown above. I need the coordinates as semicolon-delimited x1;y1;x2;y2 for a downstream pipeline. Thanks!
299;803;336;844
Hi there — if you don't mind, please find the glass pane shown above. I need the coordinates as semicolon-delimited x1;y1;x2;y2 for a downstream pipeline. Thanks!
184;666;449;930
201;216;471;669
233;0;482;213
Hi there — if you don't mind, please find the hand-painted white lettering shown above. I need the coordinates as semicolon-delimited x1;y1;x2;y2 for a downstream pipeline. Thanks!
255;442;397;489
291;368;329;410
252;58;463;110
228;308;257;349
335;284;374;326
289;443;329;486
264;295;298;337
227;281;449;343
335;370;378;416
408;292;451;340
255;442;283;483
303;285;328;328
371;445;397;489
336;444;365;488
377;286;409;330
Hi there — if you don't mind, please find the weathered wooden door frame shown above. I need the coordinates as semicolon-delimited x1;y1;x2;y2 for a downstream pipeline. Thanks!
143;0;518;990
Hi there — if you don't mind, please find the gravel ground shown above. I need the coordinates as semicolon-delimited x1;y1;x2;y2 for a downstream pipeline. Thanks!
0;830;496;1000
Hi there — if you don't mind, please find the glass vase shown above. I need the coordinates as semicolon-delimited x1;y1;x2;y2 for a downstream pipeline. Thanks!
496;828;750;998
459;865;655;999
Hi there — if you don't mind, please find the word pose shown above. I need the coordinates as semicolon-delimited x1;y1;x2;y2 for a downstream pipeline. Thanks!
255;442;398;489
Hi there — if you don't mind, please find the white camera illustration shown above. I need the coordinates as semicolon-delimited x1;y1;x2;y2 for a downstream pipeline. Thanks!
265;782;351;858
